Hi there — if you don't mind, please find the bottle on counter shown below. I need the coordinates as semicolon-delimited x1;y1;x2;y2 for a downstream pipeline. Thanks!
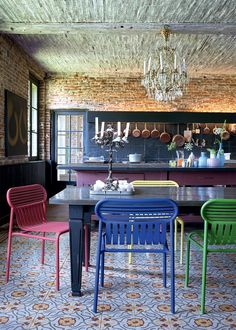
198;152;208;167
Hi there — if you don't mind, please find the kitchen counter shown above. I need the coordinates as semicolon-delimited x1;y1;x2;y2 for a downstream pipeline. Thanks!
58;162;236;187
58;162;236;172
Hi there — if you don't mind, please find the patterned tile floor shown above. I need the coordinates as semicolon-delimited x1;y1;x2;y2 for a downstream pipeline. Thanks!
0;206;235;329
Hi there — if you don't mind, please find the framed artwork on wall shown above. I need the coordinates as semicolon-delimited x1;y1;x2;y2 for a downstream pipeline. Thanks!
5;90;27;157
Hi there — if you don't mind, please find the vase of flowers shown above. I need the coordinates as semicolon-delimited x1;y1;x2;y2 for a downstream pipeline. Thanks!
207;121;226;167
167;141;177;167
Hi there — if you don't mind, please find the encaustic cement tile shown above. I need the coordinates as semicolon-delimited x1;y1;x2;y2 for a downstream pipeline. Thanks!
0;232;236;330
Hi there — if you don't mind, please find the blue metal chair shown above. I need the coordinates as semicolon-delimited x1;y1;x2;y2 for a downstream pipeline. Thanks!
93;198;178;313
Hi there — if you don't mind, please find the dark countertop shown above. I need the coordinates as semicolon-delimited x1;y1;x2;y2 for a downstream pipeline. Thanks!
57;162;236;172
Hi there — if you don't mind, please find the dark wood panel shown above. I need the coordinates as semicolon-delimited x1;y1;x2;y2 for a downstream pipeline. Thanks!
88;111;236;123
169;171;236;186
0;161;46;224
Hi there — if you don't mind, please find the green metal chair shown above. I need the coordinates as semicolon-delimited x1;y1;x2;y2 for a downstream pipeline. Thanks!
185;199;236;314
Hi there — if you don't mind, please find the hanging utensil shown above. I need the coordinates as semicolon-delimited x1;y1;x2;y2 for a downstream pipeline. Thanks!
132;123;141;138
195;123;201;134
184;123;192;142
141;123;151;139
160;124;171;144
222;125;230;140
151;123;160;138
229;123;236;136
172;124;185;147
213;124;218;135
203;123;210;134
123;124;131;136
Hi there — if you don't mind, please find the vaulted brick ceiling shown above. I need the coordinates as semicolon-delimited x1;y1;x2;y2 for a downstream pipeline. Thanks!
0;0;236;77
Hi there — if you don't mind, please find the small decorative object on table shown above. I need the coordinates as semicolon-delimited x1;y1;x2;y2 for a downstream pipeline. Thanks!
90;179;134;195
91;118;132;194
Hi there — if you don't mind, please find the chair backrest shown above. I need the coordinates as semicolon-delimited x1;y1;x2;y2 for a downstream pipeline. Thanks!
132;180;179;187
201;199;236;245
7;184;47;230
95;198;178;245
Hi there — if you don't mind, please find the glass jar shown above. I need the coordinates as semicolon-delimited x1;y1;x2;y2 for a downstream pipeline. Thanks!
198;152;208;167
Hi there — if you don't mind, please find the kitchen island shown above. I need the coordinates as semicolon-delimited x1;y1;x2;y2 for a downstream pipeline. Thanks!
58;162;236;187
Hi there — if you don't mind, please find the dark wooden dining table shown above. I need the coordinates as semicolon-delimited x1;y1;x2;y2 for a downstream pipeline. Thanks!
49;185;236;296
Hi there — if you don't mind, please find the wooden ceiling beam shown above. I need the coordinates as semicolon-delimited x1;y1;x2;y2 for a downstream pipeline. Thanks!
0;22;236;35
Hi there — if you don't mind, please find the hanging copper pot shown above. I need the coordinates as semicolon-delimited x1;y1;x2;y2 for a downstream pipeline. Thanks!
172;124;185;147
132;123;141;138
229;124;236;136
160;124;171;144
151;123;160;138
141;123;151;139
222;125;230;140
203;123;211;134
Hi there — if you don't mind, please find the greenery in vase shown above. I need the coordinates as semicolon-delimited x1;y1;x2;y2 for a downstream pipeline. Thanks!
167;141;177;166
208;120;226;158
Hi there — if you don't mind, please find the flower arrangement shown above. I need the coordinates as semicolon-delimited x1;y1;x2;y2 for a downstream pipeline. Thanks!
167;141;176;152
167;141;177;166
207;120;226;158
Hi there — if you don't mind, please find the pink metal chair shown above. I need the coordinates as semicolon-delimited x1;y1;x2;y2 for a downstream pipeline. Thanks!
6;184;70;290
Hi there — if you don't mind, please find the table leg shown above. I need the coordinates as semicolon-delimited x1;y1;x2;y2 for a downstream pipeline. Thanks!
69;205;84;296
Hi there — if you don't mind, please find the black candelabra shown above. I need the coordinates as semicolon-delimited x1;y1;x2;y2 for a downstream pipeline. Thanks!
93;124;129;190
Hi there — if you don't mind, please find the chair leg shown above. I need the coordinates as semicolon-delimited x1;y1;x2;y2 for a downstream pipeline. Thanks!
128;225;134;264
163;252;167;288
6;234;13;283
174;219;178;251
170;221;175;314
84;224;89;272
185;237;191;287
100;251;105;287
56;236;60;291
178;218;184;265
41;232;45;264
201;245;208;314
128;244;133;264
100;235;105;287
93;226;103;313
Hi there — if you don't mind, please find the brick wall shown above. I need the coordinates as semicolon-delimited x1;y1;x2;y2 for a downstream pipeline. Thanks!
0;35;45;163
45;74;236;113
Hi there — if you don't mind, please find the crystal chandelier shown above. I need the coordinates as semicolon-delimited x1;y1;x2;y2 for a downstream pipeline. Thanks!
142;25;188;102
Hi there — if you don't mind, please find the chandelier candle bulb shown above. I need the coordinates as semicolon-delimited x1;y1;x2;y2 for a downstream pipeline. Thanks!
160;52;163;70
95;117;99;135
148;57;151;72
183;58;186;71
100;122;105;137
174;53;177;70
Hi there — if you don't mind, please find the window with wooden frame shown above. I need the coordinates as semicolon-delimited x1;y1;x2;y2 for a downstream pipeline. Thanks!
28;76;39;159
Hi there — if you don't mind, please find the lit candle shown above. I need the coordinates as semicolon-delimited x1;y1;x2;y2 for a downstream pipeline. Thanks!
159;52;163;70
174;53;177;70
143;60;146;75
117;121;121;136
100;122;105;137
95;117;99;135
125;122;130;138
148;57;151;72
183;58;186;71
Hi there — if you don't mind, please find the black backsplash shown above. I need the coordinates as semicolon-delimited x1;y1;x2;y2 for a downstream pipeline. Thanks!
85;123;236;162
